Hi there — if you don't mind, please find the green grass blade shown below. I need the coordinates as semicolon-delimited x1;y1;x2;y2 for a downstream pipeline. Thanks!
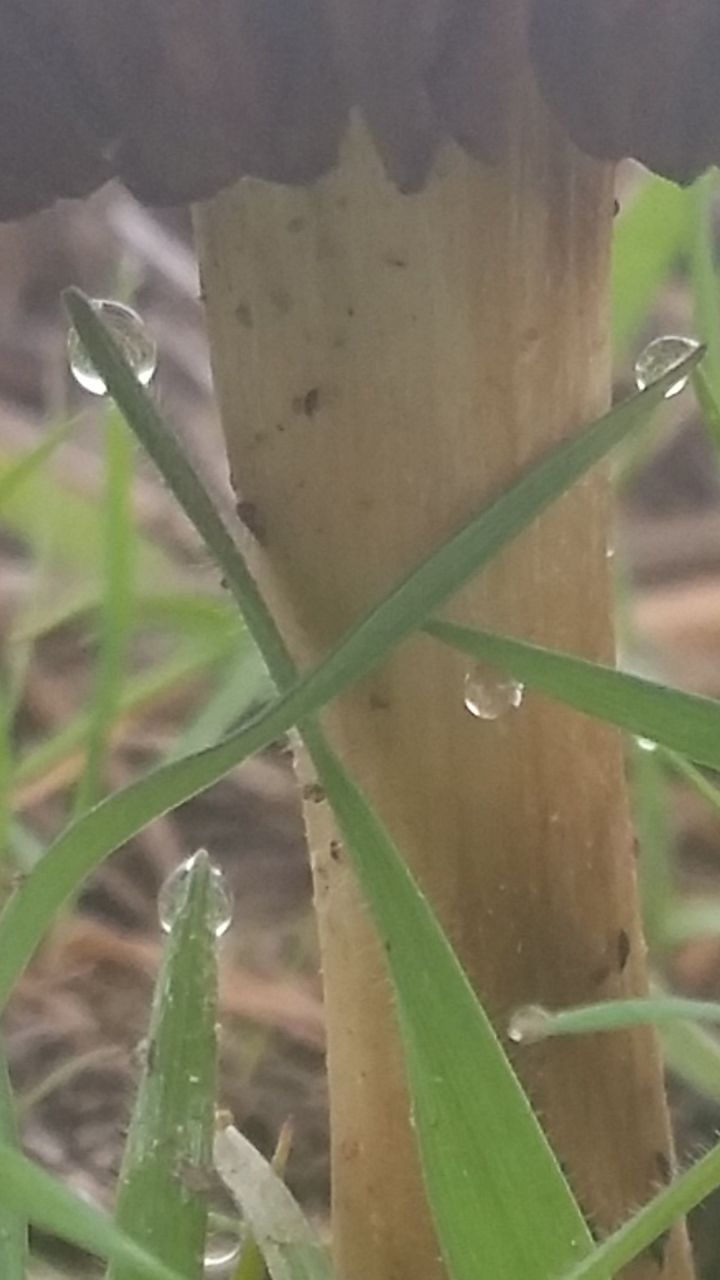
63;286;703;707
57;285;636;1277
427;622;720;770
0;418;76;511
108;850;219;1280
612;175;689;352
0;1141;187;1280
559;1141;720;1280
214;1124;335;1280
14;640;233;794
632;741;674;950
304;730;593;1278
74;408;135;813
693;361;720;463
4;288;697;1280
0;1042;26;1279
688;171;720;409
507;997;720;1043
167;651;273;761
661;1019;720;1102
0;326;700;1009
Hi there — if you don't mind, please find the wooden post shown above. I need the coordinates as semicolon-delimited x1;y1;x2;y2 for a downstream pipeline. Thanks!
195;60;693;1280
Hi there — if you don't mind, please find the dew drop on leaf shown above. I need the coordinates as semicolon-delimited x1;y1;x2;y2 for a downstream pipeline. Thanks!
203;1228;242;1272
507;1005;551;1045
158;850;233;938
633;335;700;399
67;299;157;395
463;663;524;721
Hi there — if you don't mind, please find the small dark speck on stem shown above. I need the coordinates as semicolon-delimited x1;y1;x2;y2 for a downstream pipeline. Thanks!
654;1150;673;1184
235;499;266;544
235;301;253;328
303;782;326;804
647;1230;670;1268
617;928;631;972
293;387;320;418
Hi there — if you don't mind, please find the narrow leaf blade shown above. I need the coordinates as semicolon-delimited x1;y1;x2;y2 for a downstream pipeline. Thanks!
427;622;720;770
0;315;702;1010
108;850;219;1280
214;1124;335;1280
0;1142;186;1280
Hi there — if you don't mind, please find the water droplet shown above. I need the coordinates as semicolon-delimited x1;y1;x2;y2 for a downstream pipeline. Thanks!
204;1229;242;1272
463;663;524;721
633;335;700;399
158;850;233;938
507;1005;552;1045
635;736;658;754
68;299;157;395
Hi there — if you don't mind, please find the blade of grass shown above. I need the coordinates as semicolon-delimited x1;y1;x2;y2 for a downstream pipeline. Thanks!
214;1123;335;1280
507;996;720;1043
612;175;689;353
62;286;703;709
426;622;720;770
14;639;234;798
558;1140;720;1280
2;294;701;1280
167;650;273;762
304;730;596;1279
661;1018;720;1103
0;439;170;585
0;417;76;511
632;739;674;950
74;407;135;814
688;170;720;410
108;850;218;1280
693;362;720;455
0;1142;188;1280
0;320;698;1011
0;1041;26;1280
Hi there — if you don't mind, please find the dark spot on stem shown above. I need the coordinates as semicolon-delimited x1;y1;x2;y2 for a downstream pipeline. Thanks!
617;928;631;972
235;500;266;544
235;301;253;328
369;691;391;711
292;387;320;418
302;782;326;804
647;1230;670;1268
329;840;341;862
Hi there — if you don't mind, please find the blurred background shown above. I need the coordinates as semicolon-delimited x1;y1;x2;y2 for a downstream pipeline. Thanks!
3;163;720;1274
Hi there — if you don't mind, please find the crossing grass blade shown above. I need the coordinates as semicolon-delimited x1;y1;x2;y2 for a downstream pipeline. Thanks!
0;305;698;1008
0;1141;187;1280
559;1140;720;1280
214;1123;335;1280
303;730;595;1280
0;289;703;1280
0;1043;26;1280
507;996;720;1043
426;622;720;770
107;850;218;1280
0;290;698;1011
612;175;689;351
74;408;135;814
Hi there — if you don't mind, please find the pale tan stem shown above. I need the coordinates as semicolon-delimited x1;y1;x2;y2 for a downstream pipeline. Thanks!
195;84;693;1280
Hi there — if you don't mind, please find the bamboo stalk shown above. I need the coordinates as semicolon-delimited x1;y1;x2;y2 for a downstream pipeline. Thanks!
195;72;693;1280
